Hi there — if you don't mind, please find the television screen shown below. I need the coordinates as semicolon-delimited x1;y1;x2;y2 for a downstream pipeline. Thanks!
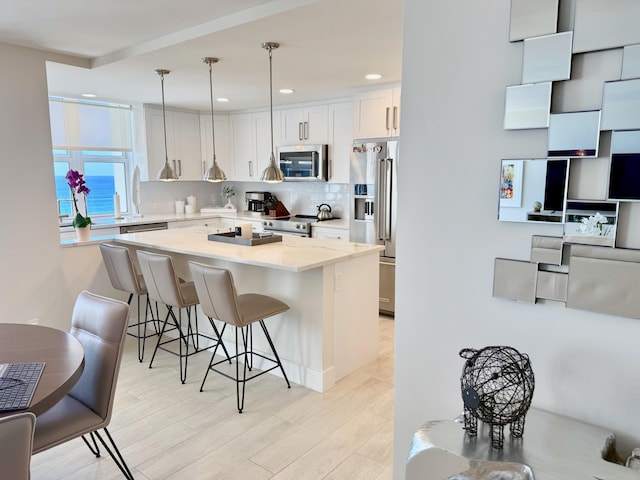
608;153;640;200
543;160;568;212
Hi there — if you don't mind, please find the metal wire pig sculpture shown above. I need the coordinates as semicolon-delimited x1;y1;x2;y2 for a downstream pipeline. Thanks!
459;346;535;449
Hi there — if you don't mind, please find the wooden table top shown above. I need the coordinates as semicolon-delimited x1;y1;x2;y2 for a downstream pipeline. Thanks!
0;324;84;417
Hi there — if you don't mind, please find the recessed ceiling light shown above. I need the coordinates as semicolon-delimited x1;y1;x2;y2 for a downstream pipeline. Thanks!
365;74;382;80
81;93;97;98
279;88;294;94
216;97;230;102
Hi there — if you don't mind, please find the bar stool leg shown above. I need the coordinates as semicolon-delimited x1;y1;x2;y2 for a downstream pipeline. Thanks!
259;320;291;388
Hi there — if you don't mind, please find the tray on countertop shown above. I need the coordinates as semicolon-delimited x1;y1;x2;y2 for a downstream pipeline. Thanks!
207;231;282;246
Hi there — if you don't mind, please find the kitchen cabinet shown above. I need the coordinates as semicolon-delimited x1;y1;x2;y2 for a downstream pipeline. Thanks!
312;226;349;241
145;107;202;180
199;113;231;181
328;102;353;183
353;87;401;139
230;110;280;181
280;105;328;145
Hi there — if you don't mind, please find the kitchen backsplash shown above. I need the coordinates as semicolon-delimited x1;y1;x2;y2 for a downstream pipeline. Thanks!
140;180;349;219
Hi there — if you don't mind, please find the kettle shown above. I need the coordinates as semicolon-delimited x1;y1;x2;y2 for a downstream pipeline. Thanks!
316;203;333;221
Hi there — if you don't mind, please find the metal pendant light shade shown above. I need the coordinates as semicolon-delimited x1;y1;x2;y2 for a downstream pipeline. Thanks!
260;42;285;183
202;57;226;182
155;69;178;181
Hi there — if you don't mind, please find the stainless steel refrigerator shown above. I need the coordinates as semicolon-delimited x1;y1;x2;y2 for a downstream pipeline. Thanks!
350;139;398;316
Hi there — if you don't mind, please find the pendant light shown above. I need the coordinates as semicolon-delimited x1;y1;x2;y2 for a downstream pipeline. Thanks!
155;69;178;181
260;41;285;183
202;57;226;182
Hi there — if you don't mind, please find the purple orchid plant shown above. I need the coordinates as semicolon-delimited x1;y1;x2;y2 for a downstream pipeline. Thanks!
65;169;92;228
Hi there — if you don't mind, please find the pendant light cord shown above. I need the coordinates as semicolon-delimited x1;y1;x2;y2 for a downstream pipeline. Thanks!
208;61;217;161
160;71;169;165
268;46;274;158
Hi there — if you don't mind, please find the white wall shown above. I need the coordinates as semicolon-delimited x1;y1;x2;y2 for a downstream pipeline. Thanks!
394;1;640;478
0;43;122;331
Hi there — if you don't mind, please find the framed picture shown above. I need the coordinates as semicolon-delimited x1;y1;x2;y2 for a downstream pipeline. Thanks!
499;159;523;207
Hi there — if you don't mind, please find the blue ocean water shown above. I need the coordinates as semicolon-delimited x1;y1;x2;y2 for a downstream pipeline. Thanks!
55;175;115;216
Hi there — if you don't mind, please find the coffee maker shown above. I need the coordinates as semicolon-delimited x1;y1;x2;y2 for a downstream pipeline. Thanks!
245;191;271;215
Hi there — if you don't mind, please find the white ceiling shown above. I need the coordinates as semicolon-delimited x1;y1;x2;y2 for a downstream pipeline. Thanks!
2;0;403;112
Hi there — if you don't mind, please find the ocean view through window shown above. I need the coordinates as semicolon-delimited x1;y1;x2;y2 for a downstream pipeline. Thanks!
54;154;128;218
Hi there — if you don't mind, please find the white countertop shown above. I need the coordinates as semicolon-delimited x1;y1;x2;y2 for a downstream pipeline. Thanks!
61;211;350;231
114;226;382;272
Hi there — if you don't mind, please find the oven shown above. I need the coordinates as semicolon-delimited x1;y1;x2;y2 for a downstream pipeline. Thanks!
262;217;311;237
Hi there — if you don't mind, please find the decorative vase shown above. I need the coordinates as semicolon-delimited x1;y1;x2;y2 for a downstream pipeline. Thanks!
224;199;235;209
75;226;91;242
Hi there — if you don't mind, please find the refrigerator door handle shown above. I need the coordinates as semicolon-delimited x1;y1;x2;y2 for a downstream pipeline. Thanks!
384;158;393;241
377;158;386;240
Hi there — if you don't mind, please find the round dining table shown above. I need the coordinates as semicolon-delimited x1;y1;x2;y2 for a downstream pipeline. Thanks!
0;324;84;417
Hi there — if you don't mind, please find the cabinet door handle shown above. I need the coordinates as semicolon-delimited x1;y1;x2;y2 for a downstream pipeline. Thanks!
304;121;309;140
393;106;398;131
249;160;253;177
298;122;303;141
385;107;390;131
177;159;182;176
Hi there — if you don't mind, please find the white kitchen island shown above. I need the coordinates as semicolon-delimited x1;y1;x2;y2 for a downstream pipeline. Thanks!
113;227;384;392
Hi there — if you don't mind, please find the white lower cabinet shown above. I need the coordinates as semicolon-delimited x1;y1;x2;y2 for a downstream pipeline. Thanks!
312;226;349;241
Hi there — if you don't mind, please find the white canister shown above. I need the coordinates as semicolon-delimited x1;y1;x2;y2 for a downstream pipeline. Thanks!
184;204;195;214
175;200;185;214
186;195;196;207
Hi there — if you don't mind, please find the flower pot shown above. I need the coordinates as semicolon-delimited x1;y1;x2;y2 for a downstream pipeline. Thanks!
75;226;91;242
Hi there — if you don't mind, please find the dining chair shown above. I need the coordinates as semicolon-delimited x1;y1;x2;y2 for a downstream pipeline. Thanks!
100;242;159;362
32;290;134;480
188;261;290;413
0;412;36;480
137;250;229;384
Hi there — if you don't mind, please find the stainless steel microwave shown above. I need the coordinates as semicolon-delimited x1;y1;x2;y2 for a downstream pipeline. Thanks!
277;144;328;181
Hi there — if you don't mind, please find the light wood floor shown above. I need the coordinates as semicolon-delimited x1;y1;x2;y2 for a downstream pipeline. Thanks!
31;316;394;480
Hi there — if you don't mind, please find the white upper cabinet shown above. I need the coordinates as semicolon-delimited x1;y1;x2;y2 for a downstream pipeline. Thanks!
328;102;353;183
281;105;329;145
353;87;401;139
200;113;231;181
145;107;202;180
230;110;281;181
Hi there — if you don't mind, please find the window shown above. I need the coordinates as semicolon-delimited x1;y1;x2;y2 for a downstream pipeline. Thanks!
50;98;133;220
54;152;130;218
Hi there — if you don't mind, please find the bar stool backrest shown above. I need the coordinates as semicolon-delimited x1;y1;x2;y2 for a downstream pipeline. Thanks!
99;243;145;295
189;262;244;327
137;250;186;308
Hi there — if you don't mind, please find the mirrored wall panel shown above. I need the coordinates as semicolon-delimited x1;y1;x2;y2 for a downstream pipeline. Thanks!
573;0;640;53
509;0;559;42
504;82;552;130
522;32;573;84
608;130;640;201
601;79;640;131
498;158;569;223
621;44;640;80
548;110;601;157
563;200;619;247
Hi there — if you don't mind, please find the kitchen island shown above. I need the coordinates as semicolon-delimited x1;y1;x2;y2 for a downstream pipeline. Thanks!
113;227;384;392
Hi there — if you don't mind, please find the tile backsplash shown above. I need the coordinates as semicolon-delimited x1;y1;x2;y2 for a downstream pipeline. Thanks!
140;180;349;219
